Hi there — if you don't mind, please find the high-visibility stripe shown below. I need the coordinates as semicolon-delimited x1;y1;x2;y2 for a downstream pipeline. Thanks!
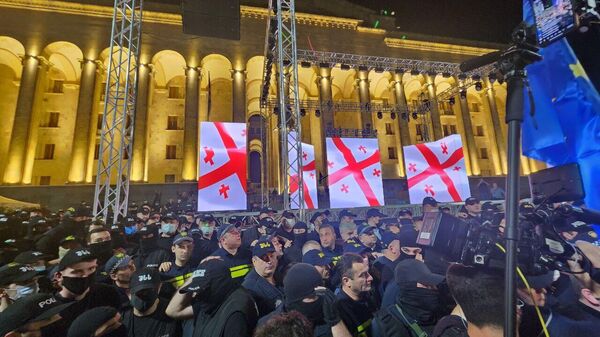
229;264;251;278
168;272;194;288
357;319;372;333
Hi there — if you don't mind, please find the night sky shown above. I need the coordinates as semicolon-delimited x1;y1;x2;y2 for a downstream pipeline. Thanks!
348;0;523;44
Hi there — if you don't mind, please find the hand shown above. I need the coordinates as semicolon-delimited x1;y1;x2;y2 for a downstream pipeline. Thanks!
283;239;293;249
159;262;172;272
316;288;341;326
457;212;468;219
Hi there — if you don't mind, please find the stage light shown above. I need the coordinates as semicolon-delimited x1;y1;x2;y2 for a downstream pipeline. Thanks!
340;64;351;71
442;72;451;78
460;90;467;99
488;73;497;83
274;107;280;115
395;68;405;74
411;112;418;120
475;81;483;91
300;108;306;117
458;73;467;80
315;109;321;117
472;75;482;81
374;67;385;73
390;112;396;120
410;69;420;76
377;111;383;119
358;65;369;72
300;61;311;68
449;97;455;105
319;62;330;68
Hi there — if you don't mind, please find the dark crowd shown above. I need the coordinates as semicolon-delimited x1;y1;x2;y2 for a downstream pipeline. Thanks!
1;194;600;337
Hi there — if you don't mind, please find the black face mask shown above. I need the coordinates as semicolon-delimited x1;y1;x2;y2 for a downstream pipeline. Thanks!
139;237;157;253
89;240;113;262
62;274;95;295
399;286;440;324
287;297;324;325
294;233;307;246
131;292;158;312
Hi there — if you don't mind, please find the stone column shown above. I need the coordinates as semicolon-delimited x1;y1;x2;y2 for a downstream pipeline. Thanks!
424;74;443;140
182;66;200;181
357;69;372;130
454;77;480;175
67;59;98;183
3;55;40;184
232;69;246;123
484;77;507;174
84;64;105;183
130;63;151;182
316;67;333;185
391;74;411;177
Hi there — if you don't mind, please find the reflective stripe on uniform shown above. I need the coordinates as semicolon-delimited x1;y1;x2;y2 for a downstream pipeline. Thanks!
229;264;251;278
168;272;194;288
357;318;372;334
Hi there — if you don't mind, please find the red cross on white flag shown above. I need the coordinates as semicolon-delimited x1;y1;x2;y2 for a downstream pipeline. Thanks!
287;132;318;209
326;137;385;208
197;122;247;211
403;134;471;204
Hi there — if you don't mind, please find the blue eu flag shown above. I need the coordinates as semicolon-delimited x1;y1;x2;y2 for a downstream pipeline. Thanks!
522;1;600;215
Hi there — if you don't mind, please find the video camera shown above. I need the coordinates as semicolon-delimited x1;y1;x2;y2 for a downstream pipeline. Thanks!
417;164;600;275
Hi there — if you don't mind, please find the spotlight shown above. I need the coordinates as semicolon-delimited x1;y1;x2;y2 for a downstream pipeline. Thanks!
410;69;420;76
300;61;311;68
274;107;280;115
390;112;396;120
315;109;321;117
358;65;369;72
460;90;467;99
458;73;467;80
374;67;385;73
472;75;482;81
340;64;351;71
300;108;306;117
395;68;405;74
498;77;505;85
488;73;497;83
377;111;383;119
319;62;330;68
411;112;418;120
475;81;483;91
448;97;455;105
427;71;437;77
442;72;451;78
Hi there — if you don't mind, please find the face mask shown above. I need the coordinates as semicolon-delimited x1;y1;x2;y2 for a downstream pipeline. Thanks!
131;292;158;312
124;225;138;235
89;240;113;261
287;297;324;325
139;237;157;253
399;287;440;324
58;247;70;259
287;219;296;227
161;223;175;234
6;283;39;300
294;233;307;246
62;274;94;295
34;265;46;272
201;225;213;236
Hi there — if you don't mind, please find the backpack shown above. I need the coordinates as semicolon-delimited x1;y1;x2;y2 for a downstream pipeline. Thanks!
372;304;428;337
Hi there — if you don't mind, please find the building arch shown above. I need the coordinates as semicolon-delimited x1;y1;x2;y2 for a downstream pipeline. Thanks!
42;41;83;83
202;54;233;122
151;50;186;88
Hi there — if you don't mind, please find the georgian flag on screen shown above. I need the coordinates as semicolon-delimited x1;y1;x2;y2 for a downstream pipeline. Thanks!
326;137;385;208
197;122;247;211
287;132;318;209
403;134;471;204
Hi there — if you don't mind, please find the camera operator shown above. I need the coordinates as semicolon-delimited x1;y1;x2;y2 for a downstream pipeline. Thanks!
457;197;482;221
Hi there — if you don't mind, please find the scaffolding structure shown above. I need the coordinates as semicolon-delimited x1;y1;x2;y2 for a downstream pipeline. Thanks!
93;0;143;221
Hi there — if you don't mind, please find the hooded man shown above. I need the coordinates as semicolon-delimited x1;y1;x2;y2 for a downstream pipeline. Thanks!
166;259;258;337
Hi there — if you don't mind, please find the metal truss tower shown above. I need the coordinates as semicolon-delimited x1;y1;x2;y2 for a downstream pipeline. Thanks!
275;0;304;214
93;0;143;221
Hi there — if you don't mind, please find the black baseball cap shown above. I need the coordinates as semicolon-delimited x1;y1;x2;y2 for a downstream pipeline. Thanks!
252;238;276;257
216;223;237;240
518;270;557;289
0;293;74;336
282;211;295;219
381;231;400;248
103;253;132;274
172;232;194;246
72;206;91;218
200;214;216;222
283;263;322;304
67;306;118;337
395;259;444;287
293;221;308;230
397;209;413;217
357;225;376;236
339;209;357;218
259;217;277;228
58;248;96;271
129;268;161;294
302;249;331;267
0;263;38;285
343;242;370;255
13;251;51;265
367;208;386;218
422;197;438;207
259;207;277;214
179;259;230;293
465;197;480;205
309;212;323;223
398;229;419;248
483;202;500;212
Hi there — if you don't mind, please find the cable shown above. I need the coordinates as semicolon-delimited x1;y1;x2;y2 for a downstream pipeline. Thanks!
495;243;551;337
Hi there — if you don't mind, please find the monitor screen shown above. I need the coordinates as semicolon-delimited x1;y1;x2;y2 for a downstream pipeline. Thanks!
531;0;576;46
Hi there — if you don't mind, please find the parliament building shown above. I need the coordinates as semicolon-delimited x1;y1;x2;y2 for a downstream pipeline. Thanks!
0;0;545;206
